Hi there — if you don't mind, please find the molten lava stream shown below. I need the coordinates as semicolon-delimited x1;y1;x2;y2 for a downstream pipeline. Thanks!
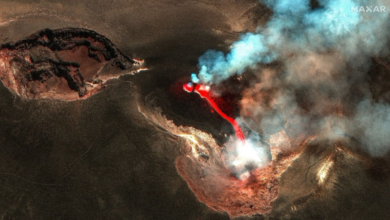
183;82;245;142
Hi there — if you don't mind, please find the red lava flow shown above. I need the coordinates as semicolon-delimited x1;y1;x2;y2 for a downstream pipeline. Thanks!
183;82;245;142
174;82;304;217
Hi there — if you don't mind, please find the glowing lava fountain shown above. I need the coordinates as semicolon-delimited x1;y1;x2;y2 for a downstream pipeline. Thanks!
183;82;245;142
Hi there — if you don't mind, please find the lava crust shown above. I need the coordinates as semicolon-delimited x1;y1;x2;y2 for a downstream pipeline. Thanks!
0;28;143;100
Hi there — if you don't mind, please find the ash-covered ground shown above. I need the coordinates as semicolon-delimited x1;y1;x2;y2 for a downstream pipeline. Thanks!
0;0;390;220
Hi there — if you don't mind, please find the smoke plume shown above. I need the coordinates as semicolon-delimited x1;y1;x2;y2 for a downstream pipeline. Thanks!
191;0;390;175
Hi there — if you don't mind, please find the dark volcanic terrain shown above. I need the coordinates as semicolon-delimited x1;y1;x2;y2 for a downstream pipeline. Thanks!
0;0;390;220
0;28;143;100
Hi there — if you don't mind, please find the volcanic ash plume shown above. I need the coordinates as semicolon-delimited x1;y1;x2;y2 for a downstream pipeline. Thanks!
191;0;390;171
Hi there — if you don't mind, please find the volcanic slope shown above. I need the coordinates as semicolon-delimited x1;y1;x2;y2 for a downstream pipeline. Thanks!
0;28;144;101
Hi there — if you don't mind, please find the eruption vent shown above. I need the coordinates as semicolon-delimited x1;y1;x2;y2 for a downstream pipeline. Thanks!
180;0;390;217
183;82;245;142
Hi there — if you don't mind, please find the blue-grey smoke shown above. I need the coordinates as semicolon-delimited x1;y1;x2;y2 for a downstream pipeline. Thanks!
191;0;390;160
192;0;389;84
352;101;390;156
191;33;276;84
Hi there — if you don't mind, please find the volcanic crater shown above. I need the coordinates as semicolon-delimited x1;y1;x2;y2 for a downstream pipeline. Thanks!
0;28;144;101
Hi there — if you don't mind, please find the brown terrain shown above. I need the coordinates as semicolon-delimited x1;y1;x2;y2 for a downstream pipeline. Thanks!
0;28;144;100
0;1;389;220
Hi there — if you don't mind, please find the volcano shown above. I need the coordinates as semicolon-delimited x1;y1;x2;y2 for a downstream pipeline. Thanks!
0;28;144;100
1;0;390;220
